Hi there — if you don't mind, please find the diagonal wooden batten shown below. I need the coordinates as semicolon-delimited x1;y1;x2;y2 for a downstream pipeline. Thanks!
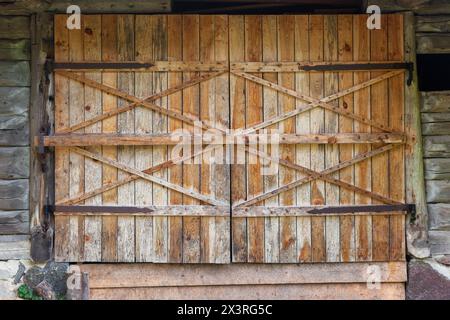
56;70;225;133
232;70;403;135
59;144;224;205
246;145;400;206
235;144;398;207
71;147;227;206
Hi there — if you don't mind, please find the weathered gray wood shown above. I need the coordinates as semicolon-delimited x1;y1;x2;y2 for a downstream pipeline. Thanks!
0;39;30;61
425;158;450;180
47;0;170;13
368;0;450;15
0;61;30;87
428;204;450;230
0;147;30;179
0;210;29;235
422;113;450;123
0;179;29;210
0;87;29;130
416;16;450;33
0;235;30;260
429;230;450;255
0;16;30;39
417;33;450;54
421;91;450;113
424;135;450;158
0;127;29;146
426;180;450;203
422;123;450;135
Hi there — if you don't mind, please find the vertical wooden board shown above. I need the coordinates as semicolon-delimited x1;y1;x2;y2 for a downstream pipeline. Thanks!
262;15;279;263
117;15;135;262
309;15;326;263
54;15;70;261
370;15;390;262
182;15;201;263
388;14;406;261
167;15;183;263
324;15;340;263
230;15;247;263
199;15;215;264
295;15;312;263
338;15;355;262
278;15;297;263
68;18;85;261
101;15;118;262
135;15;153;262
152;15;169;263
213;15;231;264
245;15;264;263
353;15;372;262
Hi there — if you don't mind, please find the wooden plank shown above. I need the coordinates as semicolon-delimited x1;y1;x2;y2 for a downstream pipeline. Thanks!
0;61;30;87
370;15;390;262
0;16;30;39
428;203;450;230
353;14;372;262
421;91;450;113
295;15;312;263
82;262;407;288
152;15;169;263
82;15;102;262
338;15;355;263
68;17;85;262
0;210;29;235
422;123;450;135
426;180;450;203
101;14;118;263
54;14;70;262
0;147;29;179
90;283;405;300
116;14;135;263
425;158;450;180
429;230;450;255
369;0;450;15
424;136;450;158
279;15;297;263
182;15;201;263
230;15;247;263
422;112;450;123
245;15;264;263
324;15;340;263
134;15;153;263
417;33;450;54
310;15;326;263
0;235;30;260
0;87;29;130
0;39;30;60
262;15;279;264
388;14;406;262
416;16;450;33
167;15;183;263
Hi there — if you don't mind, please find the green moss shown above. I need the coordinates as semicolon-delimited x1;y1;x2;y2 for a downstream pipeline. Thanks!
17;284;43;300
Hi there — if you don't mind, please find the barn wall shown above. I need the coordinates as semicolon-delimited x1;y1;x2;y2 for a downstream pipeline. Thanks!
0;15;31;260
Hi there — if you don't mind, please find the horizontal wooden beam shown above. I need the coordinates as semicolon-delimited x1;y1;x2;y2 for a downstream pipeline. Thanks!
52;205;230;217
37;133;406;146
233;205;411;217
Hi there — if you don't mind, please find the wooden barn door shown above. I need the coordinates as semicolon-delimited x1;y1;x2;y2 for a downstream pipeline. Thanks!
52;15;230;263
230;15;408;263
50;14;410;264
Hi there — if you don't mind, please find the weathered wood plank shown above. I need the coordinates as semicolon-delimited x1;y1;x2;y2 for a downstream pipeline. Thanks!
421;91;450;113
428;203;450;230
0;87;29;131
429;230;450;255
424;135;450;158
426;180;450;203
425;158;450;180
0;210;29;235
0;39;30;60
0;235;30;260
0;147;29;179
48;0;171;13
422;123;450;135
417;33;450;54
0;179;29;210
0;61;30;87
0;16;30;39
416;16;450;33
421;113;450;123
369;0;450;15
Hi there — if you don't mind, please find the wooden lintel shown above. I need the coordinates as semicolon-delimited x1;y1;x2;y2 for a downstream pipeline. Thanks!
37;133;406;147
